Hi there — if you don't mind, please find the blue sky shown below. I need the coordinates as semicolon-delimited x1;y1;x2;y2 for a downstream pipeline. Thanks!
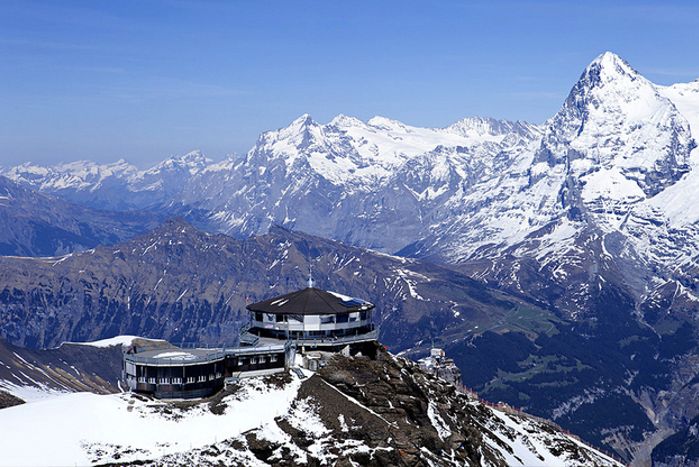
1;0;698;166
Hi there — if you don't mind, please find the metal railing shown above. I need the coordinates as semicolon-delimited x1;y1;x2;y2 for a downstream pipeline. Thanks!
239;332;260;346
249;318;373;332
291;328;379;347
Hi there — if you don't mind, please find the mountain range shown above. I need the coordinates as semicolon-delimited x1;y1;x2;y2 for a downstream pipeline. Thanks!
2;51;699;464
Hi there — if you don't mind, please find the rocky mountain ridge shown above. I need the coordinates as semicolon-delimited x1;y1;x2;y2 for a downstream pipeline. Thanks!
0;219;554;352
5;55;699;311
4;54;698;275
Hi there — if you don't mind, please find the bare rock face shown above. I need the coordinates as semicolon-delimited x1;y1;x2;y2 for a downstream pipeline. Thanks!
0;390;24;409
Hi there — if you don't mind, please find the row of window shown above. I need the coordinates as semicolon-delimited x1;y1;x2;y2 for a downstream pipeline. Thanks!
136;373;222;385
237;354;278;366
254;311;369;324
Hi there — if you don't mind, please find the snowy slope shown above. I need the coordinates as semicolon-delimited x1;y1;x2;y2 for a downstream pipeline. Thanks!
0;377;300;467
0;338;127;403
650;80;699;225
0;351;621;467
60;335;169;349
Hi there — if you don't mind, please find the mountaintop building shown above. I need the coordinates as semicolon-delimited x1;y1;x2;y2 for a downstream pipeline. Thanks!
241;287;378;349
123;285;379;399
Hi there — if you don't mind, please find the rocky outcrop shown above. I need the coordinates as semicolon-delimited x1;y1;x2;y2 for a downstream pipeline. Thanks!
0;390;24;409
96;350;620;466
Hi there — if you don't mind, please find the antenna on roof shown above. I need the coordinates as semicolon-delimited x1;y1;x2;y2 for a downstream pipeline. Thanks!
308;263;314;288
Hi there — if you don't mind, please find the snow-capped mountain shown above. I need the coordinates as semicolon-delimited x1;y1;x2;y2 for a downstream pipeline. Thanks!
8;53;698;277
3;52;699;464
2;115;542;252
4;150;211;210
391;52;699;319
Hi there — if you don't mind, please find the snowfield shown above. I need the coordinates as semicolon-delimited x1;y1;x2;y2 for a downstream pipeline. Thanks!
0;376;301;467
59;335;153;348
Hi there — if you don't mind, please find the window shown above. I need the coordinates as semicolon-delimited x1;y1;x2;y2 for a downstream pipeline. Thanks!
270;354;278;363
250;357;258;365
172;378;182;384
159;378;170;384
237;358;243;366
320;315;335;324
198;375;206;382
255;312;263;322
137;377;146;383
148;377;156;384
186;377;195;384
336;313;349;323
259;356;266;364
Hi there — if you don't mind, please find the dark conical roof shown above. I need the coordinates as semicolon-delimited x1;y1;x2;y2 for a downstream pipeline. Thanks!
246;287;374;315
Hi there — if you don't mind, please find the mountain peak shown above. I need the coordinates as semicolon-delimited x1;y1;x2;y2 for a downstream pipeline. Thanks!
179;150;212;166
579;51;641;90
591;51;627;67
272;113;319;141
367;115;407;130
289;113;315;127
150;150;212;174
329;113;364;128
536;51;694;201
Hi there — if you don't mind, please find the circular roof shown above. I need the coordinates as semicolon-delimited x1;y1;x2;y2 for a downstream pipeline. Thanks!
246;287;375;315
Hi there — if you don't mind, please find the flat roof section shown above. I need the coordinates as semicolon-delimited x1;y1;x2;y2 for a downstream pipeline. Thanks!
125;347;225;366
125;342;290;366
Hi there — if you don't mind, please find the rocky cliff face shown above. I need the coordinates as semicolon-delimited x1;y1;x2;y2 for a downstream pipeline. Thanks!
652;414;699;467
